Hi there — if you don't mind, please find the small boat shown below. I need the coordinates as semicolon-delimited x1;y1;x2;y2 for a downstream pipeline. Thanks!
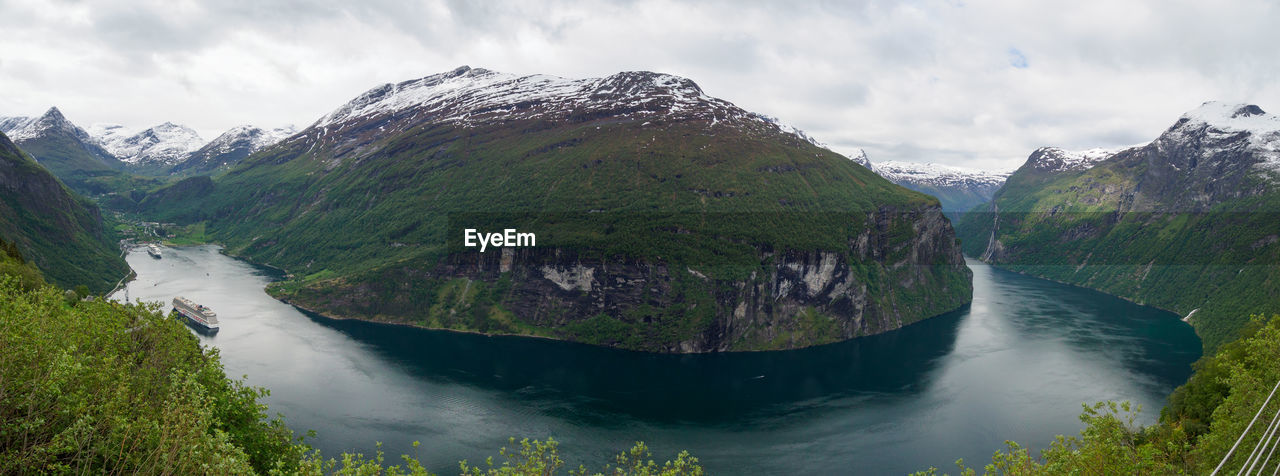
147;244;162;259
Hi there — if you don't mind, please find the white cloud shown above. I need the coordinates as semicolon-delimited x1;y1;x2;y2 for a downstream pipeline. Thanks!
1;0;1277;170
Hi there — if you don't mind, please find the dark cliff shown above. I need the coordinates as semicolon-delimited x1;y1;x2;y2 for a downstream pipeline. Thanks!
280;204;969;352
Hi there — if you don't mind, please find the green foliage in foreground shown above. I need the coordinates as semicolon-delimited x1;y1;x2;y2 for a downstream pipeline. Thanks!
0;274;305;474
918;314;1280;475
0;258;702;475
912;402;1193;476
293;439;702;476
0;238;45;292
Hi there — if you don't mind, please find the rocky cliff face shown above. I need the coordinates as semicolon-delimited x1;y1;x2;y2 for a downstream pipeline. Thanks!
283;204;969;352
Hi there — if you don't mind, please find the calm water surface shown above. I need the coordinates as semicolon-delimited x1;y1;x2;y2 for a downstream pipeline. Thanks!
112;245;1201;475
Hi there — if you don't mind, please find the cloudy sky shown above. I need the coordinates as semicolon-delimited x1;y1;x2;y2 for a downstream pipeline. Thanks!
2;0;1277;170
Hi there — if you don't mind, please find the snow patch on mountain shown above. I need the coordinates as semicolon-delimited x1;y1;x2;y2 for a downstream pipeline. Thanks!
1026;146;1127;172
259;126;296;148
0;116;32;134
87;123;136;148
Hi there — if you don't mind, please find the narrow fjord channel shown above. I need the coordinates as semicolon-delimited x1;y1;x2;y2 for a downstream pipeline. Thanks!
113;245;1200;475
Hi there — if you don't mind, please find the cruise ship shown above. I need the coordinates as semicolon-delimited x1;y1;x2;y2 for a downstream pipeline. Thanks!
172;296;219;331
147;244;162;259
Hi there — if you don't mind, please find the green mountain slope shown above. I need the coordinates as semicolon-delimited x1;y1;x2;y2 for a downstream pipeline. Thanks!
143;66;971;352
957;102;1280;350
0;131;129;293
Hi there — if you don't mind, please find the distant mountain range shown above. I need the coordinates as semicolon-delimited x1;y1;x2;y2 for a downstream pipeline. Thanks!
956;101;1280;350
0;107;294;181
140;65;972;352
172;125;295;175
850;151;1010;218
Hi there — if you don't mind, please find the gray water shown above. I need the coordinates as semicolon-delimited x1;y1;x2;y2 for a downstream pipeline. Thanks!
112;245;1201;475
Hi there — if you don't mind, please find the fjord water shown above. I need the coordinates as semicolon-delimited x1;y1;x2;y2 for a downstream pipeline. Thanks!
113;245;1200;474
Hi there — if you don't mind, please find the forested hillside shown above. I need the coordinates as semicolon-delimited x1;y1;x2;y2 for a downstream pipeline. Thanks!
0;131;128;293
957;103;1280;350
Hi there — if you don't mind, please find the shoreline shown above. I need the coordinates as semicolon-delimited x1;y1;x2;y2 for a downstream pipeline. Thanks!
121;231;978;355
279;297;577;344
965;257;1192;323
106;240;140;298
161;239;975;355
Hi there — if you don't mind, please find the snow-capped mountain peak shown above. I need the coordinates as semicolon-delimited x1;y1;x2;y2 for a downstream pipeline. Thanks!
316;66;712;127
311;66;820;146
1170;102;1280;165
202;124;296;154
256;126;297;148
1019;103;1280;177
8;107;94;143
169;123;298;174
1178;101;1280;135
91;122;204;165
1159;101;1280;178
